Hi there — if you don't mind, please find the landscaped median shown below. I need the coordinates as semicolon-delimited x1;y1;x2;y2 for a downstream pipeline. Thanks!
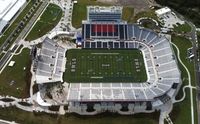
25;3;63;41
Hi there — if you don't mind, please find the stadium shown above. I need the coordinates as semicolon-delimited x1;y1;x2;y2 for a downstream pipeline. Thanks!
33;6;181;115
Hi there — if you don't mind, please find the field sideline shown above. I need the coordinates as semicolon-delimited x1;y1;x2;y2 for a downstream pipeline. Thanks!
64;49;147;83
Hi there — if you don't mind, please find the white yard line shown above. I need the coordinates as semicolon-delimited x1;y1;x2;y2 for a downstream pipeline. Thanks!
91;53;119;55
90;76;103;79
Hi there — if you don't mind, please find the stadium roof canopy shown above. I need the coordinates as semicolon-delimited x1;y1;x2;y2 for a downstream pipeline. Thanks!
0;0;26;33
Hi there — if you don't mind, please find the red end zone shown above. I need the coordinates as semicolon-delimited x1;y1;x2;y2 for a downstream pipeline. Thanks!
92;24;116;33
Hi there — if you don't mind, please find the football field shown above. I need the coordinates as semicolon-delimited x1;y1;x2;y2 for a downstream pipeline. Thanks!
64;49;147;83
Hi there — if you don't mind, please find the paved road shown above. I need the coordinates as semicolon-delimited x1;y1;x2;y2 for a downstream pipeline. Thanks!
0;0;49;72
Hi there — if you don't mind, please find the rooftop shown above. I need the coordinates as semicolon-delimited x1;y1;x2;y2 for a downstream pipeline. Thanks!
155;7;171;15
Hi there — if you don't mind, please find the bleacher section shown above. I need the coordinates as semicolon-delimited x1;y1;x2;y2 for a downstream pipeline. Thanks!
34;38;66;84
82;21;128;40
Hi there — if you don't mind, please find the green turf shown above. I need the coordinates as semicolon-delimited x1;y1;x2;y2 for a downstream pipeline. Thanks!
64;49;147;83
25;3;63;41
0;49;31;98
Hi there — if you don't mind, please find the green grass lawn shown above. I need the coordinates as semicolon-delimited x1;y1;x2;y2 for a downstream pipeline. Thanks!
122;7;134;23
0;49;31;98
64;49;147;83
170;35;197;124
171;36;196;86
139;19;159;30
25;3;63;41
173;23;192;33
0;106;159;124
0;1;35;46
134;10;158;21
143;23;156;29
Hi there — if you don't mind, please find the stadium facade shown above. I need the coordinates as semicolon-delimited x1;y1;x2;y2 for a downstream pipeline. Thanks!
0;0;26;34
33;6;182;115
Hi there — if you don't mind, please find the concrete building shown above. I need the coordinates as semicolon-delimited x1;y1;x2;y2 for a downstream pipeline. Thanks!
87;6;122;22
155;7;171;18
155;7;185;29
